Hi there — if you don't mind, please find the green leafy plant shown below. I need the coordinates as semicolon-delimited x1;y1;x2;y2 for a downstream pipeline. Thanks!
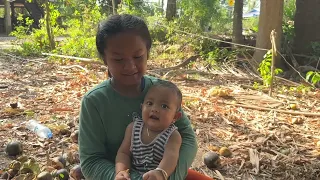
282;0;296;47
306;71;320;85
282;21;295;44
10;14;34;39
283;0;296;22
243;17;259;32
257;50;283;87
55;6;102;58
310;42;320;57
9;3;66;56
179;0;222;31
146;14;168;43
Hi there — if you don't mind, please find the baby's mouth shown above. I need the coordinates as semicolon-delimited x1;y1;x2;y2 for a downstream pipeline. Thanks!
150;115;159;120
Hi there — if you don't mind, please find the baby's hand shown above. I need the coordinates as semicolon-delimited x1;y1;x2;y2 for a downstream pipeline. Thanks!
115;170;130;180
142;170;165;180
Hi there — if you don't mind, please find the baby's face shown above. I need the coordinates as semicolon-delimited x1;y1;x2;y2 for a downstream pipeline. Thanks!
141;86;180;132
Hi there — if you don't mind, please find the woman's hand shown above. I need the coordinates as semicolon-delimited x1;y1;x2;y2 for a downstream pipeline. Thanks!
142;170;166;180
115;171;131;180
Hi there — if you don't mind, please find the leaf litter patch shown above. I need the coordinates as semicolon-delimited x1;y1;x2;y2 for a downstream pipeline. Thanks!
0;54;320;179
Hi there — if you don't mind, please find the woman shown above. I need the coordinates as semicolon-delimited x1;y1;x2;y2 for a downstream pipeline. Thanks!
79;14;212;180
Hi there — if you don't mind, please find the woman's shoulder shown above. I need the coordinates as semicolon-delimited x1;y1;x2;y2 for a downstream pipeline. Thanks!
144;75;158;82
84;79;111;98
144;75;173;85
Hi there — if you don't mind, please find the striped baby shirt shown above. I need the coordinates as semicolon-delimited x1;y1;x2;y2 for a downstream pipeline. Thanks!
130;113;177;174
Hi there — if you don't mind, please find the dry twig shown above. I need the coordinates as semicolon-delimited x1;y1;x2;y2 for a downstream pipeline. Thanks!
42;53;103;64
219;100;320;117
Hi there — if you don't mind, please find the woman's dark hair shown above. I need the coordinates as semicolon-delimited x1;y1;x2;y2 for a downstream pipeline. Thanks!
96;14;152;78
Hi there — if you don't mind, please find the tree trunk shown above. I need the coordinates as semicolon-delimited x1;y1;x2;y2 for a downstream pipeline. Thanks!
161;0;164;10
232;0;244;46
45;0;55;50
4;0;11;35
159;0;164;14
112;0;117;14
104;0;113;14
293;0;320;67
166;0;176;21
253;0;284;68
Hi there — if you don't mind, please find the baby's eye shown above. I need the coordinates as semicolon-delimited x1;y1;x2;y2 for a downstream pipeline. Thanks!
161;104;169;109
146;101;153;106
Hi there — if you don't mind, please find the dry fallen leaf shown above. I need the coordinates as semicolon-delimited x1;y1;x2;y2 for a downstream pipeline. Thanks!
208;145;220;152
289;103;298;110
49;107;73;113
2;107;24;115
3;123;14;129
249;148;260;174
280;148;290;155
219;147;232;157
290;117;304;124
214;170;225;180
208;87;231;97
255;136;266;144
20;158;41;175
46;123;69;134
310;150;320;159
195;129;200;135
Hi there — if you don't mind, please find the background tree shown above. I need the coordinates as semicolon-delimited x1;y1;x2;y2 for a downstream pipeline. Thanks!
245;0;259;11
179;0;221;31
45;0;55;50
112;0;117;14
232;0;244;45
161;0;164;12
166;0;176;20
253;0;284;68
293;0;320;68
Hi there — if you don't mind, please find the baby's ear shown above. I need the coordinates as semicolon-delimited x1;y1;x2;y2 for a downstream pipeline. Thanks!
173;111;182;122
140;103;143;110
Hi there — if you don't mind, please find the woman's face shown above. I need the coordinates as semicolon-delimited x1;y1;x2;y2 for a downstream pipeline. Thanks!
104;31;148;86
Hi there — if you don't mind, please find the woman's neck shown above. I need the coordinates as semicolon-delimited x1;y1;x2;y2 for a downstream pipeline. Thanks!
110;78;142;97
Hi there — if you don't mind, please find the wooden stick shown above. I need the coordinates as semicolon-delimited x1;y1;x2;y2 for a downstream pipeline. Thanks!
274;76;301;86
0;85;8;89
149;55;200;72
60;65;89;73
269;30;277;97
42;53;104;64
218;100;320;117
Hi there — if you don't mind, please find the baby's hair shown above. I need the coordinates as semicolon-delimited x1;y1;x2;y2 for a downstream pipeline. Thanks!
96;14;152;60
150;80;183;110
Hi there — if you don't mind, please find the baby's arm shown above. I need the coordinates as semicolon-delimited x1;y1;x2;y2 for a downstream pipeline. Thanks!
115;122;133;177
158;130;182;177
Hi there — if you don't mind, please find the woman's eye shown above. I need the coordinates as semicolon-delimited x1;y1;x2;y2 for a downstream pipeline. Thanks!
134;55;143;60
114;58;123;62
161;104;169;109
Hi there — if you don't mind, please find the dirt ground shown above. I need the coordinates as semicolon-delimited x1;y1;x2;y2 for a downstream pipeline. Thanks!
1;50;320;180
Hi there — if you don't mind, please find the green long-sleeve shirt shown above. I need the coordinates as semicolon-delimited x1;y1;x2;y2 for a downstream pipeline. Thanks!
79;75;198;180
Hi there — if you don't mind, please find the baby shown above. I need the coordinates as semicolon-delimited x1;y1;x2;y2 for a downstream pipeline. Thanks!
115;80;183;180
